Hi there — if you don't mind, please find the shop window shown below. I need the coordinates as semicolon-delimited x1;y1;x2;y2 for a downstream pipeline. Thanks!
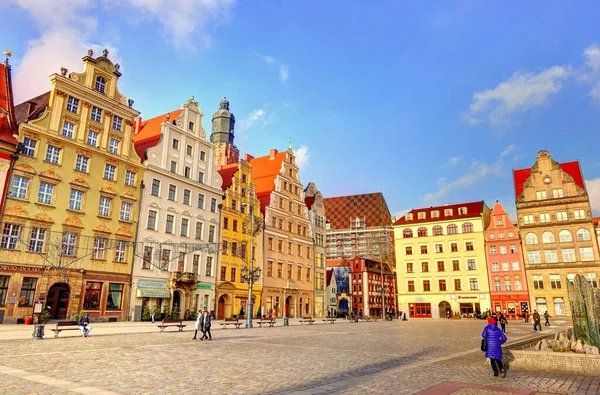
84;282;102;310
106;283;123;310
19;277;38;307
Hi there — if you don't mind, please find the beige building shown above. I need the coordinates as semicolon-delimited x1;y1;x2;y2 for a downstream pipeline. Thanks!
513;150;600;317
305;182;326;317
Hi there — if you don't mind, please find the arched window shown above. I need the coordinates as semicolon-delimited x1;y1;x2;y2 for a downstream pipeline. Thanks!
462;222;474;233
577;228;591;241
403;229;413;238
95;76;106;93
417;227;428;237
525;233;538;245
559;230;572;243
432;225;443;236
542;231;555;243
447;224;458;235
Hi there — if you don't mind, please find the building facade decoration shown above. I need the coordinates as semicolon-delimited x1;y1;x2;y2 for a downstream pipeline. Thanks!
393;201;492;318
513;150;600;316
349;256;397;318
305;182;326;317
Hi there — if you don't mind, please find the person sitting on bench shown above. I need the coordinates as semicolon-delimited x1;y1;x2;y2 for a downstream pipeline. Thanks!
78;313;91;338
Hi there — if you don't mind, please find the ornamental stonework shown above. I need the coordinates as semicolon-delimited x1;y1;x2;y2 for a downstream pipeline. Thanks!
39;170;61;181
63;216;83;228
94;223;111;234
13;164;36;175
116;225;132;238
71;178;90;188
4;205;27;218
32;212;54;223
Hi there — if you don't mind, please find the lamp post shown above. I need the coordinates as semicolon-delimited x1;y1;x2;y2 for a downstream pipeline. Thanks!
241;202;262;329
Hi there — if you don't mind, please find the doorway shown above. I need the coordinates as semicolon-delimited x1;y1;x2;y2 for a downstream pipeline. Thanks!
217;295;226;319
172;291;182;318
438;301;451;318
46;283;70;319
285;296;293;317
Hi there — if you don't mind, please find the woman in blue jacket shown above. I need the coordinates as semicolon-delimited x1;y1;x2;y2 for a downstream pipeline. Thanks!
482;317;507;377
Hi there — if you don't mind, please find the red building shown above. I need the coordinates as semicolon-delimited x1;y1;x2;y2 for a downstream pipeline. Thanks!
484;203;530;319
349;256;397;318
0;55;19;216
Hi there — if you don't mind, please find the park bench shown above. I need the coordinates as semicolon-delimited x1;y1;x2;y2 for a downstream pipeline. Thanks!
257;318;276;328
157;319;186;332
220;318;242;329
51;321;80;338
299;316;315;325
322;317;336;324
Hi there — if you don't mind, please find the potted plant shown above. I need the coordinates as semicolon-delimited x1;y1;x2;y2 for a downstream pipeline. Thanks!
39;308;51;324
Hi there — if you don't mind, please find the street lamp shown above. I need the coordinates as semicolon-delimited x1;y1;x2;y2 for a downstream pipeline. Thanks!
382;284;389;321
240;201;263;329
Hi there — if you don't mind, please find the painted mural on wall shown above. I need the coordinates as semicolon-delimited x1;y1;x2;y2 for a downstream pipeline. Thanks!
333;267;350;294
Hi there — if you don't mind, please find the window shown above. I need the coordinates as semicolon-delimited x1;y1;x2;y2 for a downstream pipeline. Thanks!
490;246;497;255
91;106;102;122
95;76;106;93
406;262;413;273
492;262;499;272
200;151;206;161
197;194;205;209
146;210;157;230
165;215;174;234
231;200;237;211
185;145;193;156
423;280;431;292
125;170;136;187
462;222;474;233
467;259;476;270
92;237;107;260
417;227;428;237
451;243;458;252
104;164;116;180
498;232;504;239
287;241;292;254
577;228;591;241
508;231;514;238
489;233;495;240
552;188;563;198
1;224;21;249
574;209;585;220
220;266;227;281
465;242;474;251
580;247;594;261
67;96;79;112
223;217;229;230
82;282;102;310
550;274;561;289
45;145;60;164
536;191;547;200
525;233;538;244
62;121;75;138
403;229;413;238
106;284;123;310
544;250;558;263
180;218;189;237
420;245;428;254
183;189;191;205
198;172;205;183
533;274;544;289
437;261;445;271
558;230;572;243
523;215;534;225
37;182;54;204
172;139;179;149
527;251;541;264
542;231;555;243
151;179;160;196
287;265;293;279
161;249;171;271
98;196;111;217
75;155;89;173
431;211;439;218
184;167;191;178
168;185;176;201
28;227;46;252
556;212;568;222
170;161;177;173
502;262;509;271
515;280;522;291
19;277;37;306
109;138;119;154
418;212;426;219
11;176;28;199
61;232;77;256
432;226;443;236
585;273;598;288
297;266;302;281
22;138;37;157
87;130;99;146
504;280;512;291
195;222;203;240
540;213;550;223
0;276;8;306
452;260;460;271
494;280;501;291
405;246;412;255
408;281;415;292
192;254;200;274
499;245;507;254
511;261;520;271
438;279;447;291
231;267;237;282
114;241;126;262
210;198;217;213
206;256;214;276
469;278;479;291
277;262;283;278
447;224;458;234
435;244;443;253
454;279;461;291
208;225;215;242
120;202;132;221
69;189;83;210
421;262;429;272
562;249;576;262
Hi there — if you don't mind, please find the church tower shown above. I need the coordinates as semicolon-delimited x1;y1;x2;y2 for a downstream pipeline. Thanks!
211;97;239;167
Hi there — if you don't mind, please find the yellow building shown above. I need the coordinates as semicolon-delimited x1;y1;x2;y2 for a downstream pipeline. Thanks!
215;160;263;319
393;201;492;318
0;49;142;323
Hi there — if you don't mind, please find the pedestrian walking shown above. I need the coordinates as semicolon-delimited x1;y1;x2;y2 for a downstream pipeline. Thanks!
482;317;507;377
192;309;203;340
544;311;551;327
78;312;91;338
499;313;508;333
200;310;212;340
151;311;155;323
532;310;542;332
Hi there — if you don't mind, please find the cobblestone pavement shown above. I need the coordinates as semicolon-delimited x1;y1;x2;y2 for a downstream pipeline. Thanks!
0;318;597;394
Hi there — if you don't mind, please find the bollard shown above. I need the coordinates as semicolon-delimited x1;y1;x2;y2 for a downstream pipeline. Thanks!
283;317;289;326
32;324;44;340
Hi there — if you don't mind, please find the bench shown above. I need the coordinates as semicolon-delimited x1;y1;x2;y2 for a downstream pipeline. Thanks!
157;319;186;332
364;316;380;322
299;316;315;325
51;321;80;338
322;317;336;324
220;318;242;329
257;318;276;328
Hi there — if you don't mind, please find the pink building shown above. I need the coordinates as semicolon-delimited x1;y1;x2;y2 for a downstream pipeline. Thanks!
485;202;530;319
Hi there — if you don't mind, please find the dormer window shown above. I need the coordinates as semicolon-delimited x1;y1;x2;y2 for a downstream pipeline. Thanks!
431;211;439;218
406;213;413;221
188;121;194;131
458;207;467;215
95;76;106;94
418;212;426;219
444;208;453;216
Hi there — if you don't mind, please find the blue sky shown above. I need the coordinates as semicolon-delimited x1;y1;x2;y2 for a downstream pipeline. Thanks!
2;1;600;219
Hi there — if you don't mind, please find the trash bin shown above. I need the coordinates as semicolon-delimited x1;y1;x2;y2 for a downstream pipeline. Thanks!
283;317;289;326
32;324;44;340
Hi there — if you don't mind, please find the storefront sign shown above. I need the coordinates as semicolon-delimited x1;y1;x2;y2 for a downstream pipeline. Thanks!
33;302;43;314
196;283;212;290
137;280;167;289
0;264;44;274
458;296;477;299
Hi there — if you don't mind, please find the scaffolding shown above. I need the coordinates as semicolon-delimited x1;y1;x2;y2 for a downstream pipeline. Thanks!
325;216;394;263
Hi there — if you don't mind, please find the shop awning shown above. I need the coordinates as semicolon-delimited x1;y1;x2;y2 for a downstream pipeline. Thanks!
137;288;171;298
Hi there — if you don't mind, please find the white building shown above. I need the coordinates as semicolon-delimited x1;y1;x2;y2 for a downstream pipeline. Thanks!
130;97;223;321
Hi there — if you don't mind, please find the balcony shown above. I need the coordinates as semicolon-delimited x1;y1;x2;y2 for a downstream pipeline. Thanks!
170;271;198;283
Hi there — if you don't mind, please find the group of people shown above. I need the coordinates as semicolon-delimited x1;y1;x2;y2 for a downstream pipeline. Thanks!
192;310;212;341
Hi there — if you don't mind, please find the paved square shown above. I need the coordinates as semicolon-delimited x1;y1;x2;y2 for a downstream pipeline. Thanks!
0;319;596;394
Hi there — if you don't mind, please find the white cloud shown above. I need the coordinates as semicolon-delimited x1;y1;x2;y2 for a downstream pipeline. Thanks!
235;108;271;146
500;144;515;158
465;66;571;124
293;145;310;170
584;44;600;73
279;65;289;82
590;81;600;103
256;53;289;83
586;178;600;216
448;156;462;166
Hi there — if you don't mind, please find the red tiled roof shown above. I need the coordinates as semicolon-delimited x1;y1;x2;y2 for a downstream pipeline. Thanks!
393;201;484;225
0;62;18;146
249;149;287;215
132;109;182;161
217;163;239;191
14;91;50;125
594;217;599;227
323;192;392;230
513;161;585;199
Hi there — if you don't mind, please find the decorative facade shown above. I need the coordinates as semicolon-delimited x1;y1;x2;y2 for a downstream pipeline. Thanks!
305;182;326;317
350;256;397;318
250;147;314;318
1;49;142;323
0;55;19;218
514;150;600;316
393;201;492;319
484;202;530;319
131;97;222;320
